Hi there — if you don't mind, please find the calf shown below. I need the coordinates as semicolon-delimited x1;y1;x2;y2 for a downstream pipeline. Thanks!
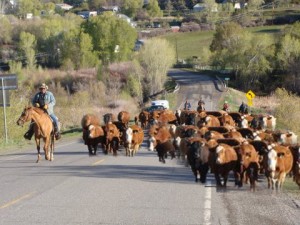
103;123;120;156
138;111;150;129
81;114;104;155
125;125;144;157
206;139;240;187
186;137;209;183
148;125;175;163
240;142;260;191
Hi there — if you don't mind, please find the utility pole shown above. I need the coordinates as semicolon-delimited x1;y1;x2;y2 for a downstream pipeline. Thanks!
175;37;178;63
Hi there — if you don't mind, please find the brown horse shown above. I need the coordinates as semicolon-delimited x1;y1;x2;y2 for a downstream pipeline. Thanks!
17;106;55;162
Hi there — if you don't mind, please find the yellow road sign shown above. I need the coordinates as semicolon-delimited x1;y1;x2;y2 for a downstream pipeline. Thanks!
247;99;253;106
246;90;256;100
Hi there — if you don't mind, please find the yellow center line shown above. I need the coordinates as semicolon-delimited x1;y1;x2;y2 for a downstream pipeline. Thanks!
0;192;34;209
92;159;105;166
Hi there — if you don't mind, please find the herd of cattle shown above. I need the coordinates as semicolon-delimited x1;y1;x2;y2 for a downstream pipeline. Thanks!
81;106;300;191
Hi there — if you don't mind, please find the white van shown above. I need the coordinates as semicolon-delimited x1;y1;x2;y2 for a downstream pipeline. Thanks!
151;100;169;109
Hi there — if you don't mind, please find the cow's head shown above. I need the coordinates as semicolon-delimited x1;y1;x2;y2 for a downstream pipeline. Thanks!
88;125;104;139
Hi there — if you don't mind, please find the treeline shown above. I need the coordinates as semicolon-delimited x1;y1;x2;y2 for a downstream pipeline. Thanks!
207;21;300;94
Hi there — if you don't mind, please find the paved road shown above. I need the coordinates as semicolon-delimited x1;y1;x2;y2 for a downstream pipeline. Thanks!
1;69;299;225
167;69;224;111
0;138;219;225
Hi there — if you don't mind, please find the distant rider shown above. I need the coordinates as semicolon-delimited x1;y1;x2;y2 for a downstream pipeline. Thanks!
222;101;230;112
184;100;191;110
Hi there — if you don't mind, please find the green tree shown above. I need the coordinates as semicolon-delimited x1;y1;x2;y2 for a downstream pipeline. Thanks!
42;2;56;16
138;38;176;96
121;0;143;18
82;12;137;64
126;60;143;103
210;22;274;90
210;22;244;52
59;28;98;70
277;34;300;70
239;34;274;89
19;31;36;69
0;15;12;44
79;31;99;69
276;25;300;92
146;0;163;18
201;0;219;24
16;0;42;18
34;14;83;67
165;0;173;16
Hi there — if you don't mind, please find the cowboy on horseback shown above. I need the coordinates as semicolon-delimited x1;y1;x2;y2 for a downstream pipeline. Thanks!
24;83;61;140
197;98;205;111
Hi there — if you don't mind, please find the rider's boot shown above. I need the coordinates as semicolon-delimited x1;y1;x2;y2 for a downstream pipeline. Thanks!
24;123;34;140
54;122;61;140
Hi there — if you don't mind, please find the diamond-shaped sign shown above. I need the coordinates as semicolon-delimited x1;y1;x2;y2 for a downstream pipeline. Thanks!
246;90;255;100
247;99;253;106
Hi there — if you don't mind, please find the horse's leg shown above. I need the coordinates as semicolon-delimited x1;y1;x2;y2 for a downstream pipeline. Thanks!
44;137;50;161
36;138;41;163
50;135;54;161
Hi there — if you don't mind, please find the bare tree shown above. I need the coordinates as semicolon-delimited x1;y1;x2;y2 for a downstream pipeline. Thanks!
106;73;122;108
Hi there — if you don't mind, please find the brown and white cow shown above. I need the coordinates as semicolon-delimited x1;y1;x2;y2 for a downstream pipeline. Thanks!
265;144;293;190
219;113;235;127
278;131;298;145
103;123;120;156
224;129;246;143
206;139;240;187
261;115;276;131
81;114;104;155
148;125;175;163
197;114;221;128
156;109;178;125
125;124;144;157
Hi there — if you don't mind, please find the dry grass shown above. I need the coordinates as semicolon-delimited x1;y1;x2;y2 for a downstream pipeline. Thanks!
0;67;140;146
222;87;300;136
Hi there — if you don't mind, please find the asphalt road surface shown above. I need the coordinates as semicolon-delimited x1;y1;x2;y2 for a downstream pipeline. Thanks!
1;69;299;225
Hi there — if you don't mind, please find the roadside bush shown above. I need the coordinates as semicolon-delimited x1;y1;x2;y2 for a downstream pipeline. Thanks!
274;88;300;134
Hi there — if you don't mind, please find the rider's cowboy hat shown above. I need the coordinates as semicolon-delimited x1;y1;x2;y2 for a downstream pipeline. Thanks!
39;83;48;90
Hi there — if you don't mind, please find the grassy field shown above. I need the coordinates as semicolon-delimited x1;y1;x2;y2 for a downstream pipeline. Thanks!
162;25;285;60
